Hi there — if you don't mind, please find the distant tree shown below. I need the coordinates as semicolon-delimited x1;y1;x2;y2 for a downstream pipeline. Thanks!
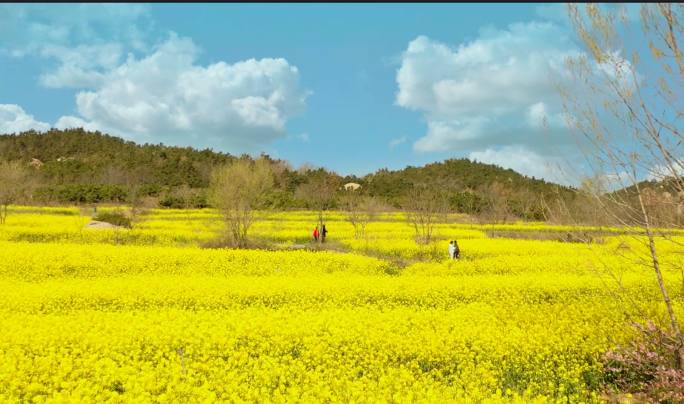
450;190;488;216
209;157;274;247
99;165;127;186
125;167;152;217
481;182;514;225
296;162;316;175
402;186;448;244
513;189;543;222
175;184;194;211
0;161;34;225
340;189;380;238
295;176;339;243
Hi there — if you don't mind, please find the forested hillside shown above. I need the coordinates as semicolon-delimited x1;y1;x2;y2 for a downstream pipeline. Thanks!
0;128;576;220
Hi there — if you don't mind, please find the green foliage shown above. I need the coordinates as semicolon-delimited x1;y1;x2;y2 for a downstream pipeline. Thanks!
259;190;307;210
157;193;210;209
0;128;234;187
1;129;578;219
139;184;162;197
93;211;132;228
449;192;489;214
35;184;129;204
157;195;185;209
507;198;548;221
190;194;210;209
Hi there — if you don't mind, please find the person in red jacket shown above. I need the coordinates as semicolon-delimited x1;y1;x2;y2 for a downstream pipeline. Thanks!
313;226;319;242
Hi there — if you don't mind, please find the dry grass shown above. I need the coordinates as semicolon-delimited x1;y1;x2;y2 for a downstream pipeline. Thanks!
484;230;606;244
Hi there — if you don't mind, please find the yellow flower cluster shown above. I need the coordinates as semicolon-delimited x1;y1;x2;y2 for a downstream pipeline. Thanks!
0;206;680;403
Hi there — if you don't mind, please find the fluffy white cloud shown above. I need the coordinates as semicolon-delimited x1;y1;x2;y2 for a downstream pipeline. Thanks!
39;43;124;88
388;135;406;149
644;160;684;182
54;33;310;152
396;18;641;187
1;5;310;153
469;146;580;185
0;4;153;96
54;116;100;132
0;4;150;57
396;23;579;155
0;104;51;134
525;102;572;130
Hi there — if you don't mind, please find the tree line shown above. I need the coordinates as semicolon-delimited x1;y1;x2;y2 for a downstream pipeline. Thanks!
0;128;581;221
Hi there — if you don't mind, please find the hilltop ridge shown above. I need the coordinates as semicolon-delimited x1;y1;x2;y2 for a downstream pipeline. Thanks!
0;128;575;218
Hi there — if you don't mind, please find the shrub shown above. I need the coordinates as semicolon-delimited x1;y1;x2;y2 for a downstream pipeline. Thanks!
157;194;210;209
601;321;684;402
93;211;132;228
157;195;185;209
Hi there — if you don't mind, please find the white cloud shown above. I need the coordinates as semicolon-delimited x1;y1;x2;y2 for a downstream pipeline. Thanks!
1;5;311;154
298;133;309;142
395;17;640;189
39;43;124;88
0;104;51;134
587;170;633;193
54;116;100;132
48;32;310;153
396;24;579;155
388;135;407;149
0;4;151;57
644;160;684;182
469;146;579;185
524;101;572;129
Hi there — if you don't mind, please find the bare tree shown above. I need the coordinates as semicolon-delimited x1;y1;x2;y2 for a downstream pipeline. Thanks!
513;189;543;223
340;190;380;238
402;186;448;244
209;157;274;247
174;184;196;222
175;184;194;210
481;182;513;225
99;165;127;186
295;176;339;243
270;160;292;179
0;161;34;225
125;167;152;218
556;3;684;370
296;162;316;175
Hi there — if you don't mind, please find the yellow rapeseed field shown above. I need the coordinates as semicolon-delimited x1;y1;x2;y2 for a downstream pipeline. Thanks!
0;206;679;403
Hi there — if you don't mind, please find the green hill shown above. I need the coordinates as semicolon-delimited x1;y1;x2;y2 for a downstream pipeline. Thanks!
0;128;576;219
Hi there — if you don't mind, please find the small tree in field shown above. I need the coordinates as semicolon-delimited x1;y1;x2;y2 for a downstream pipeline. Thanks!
124;167;152;218
209;158;273;247
174;184;196;222
0;161;34;225
402;186;448;244
481;181;514;225
127;181;144;218
295;176;339;243
340;190;379;238
552;3;684;396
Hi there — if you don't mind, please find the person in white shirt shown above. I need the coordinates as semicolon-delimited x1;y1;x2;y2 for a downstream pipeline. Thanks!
448;241;455;260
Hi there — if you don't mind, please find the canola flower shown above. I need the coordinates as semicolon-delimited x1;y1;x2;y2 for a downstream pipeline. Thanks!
0;206;681;403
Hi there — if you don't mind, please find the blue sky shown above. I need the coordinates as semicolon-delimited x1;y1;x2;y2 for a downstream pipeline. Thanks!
0;3;634;184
